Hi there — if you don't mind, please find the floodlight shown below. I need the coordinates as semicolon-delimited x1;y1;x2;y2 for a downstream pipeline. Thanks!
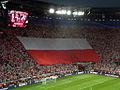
49;8;55;14
61;10;66;14
66;10;71;15
78;11;84;15
73;11;78;15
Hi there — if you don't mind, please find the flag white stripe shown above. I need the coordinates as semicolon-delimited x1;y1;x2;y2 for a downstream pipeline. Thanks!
17;37;92;50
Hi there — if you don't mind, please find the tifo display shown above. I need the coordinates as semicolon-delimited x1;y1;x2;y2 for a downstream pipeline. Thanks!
1;0;120;90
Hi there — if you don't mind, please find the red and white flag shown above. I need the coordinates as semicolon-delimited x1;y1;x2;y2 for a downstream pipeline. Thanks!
18;37;99;65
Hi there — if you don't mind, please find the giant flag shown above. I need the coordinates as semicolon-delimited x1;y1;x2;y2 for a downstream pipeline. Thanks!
18;37;99;65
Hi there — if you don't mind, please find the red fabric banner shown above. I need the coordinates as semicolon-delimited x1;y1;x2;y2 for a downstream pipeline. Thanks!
27;49;99;65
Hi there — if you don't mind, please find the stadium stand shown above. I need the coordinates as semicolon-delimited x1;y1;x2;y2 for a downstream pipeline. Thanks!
1;23;120;85
0;27;78;88
1;1;120;89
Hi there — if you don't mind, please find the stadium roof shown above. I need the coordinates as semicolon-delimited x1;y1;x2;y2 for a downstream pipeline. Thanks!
1;0;120;8
37;0;120;7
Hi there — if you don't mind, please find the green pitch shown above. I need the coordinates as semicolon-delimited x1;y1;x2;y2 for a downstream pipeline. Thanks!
11;74;120;90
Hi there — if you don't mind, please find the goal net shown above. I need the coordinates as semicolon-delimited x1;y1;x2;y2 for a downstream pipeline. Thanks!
41;76;57;85
41;78;46;85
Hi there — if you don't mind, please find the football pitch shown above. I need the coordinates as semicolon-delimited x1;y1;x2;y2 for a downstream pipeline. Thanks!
11;74;120;90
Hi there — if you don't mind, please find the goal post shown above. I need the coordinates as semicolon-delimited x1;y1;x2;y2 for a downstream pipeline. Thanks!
41;78;46;85
41;75;58;85
51;75;57;83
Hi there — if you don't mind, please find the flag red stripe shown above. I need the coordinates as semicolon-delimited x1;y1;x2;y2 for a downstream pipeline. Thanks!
27;49;99;65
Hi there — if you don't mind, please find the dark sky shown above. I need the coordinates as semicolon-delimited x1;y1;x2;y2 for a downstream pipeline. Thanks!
38;0;120;7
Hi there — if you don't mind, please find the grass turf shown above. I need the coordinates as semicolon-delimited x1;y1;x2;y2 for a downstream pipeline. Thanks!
11;74;120;90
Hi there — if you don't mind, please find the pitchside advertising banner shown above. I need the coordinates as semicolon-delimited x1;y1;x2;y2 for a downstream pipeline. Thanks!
1;72;120;90
90;72;120;78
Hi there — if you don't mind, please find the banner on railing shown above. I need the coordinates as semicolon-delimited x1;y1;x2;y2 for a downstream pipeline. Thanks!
1;71;120;90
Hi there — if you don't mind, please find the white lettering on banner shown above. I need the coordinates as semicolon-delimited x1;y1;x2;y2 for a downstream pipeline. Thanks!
41;78;46;82
19;83;26;87
106;74;110;76
19;84;23;87
90;72;119;78
65;74;72;76
78;72;84;74
90;72;97;74
50;76;58;79
0;88;8;90
35;80;39;83
35;80;42;83
107;74;119;78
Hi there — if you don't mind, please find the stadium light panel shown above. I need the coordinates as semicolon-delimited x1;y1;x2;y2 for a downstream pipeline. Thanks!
49;8;55;14
66;10;71;15
73;11;78;15
61;10;67;14
56;10;62;14
117;19;119;21
78;11;84;15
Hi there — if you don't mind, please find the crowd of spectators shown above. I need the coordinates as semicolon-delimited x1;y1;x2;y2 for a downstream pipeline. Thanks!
1;23;120;88
0;27;78;88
